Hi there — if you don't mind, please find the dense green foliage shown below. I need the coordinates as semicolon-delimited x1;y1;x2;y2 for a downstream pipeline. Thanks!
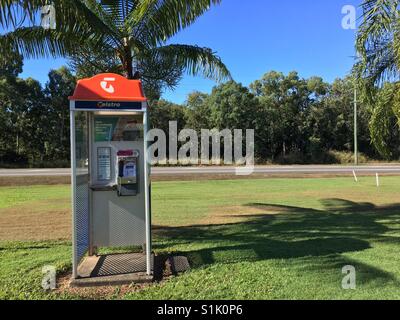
2;64;400;167
151;72;400;164
356;0;400;158
0;59;75;167
1;0;400;166
356;0;400;85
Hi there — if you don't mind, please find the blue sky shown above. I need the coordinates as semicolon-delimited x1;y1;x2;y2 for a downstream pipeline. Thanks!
18;0;361;104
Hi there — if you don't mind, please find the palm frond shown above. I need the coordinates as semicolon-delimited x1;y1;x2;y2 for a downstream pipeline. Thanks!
356;0;400;84
128;0;221;46
368;82;397;157
152;44;231;82
101;0;137;24
0;0;231;85
80;0;124;39
0;27;85;61
0;0;45;27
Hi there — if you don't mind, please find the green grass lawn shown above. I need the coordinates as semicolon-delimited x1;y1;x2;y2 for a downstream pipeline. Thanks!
1;176;400;299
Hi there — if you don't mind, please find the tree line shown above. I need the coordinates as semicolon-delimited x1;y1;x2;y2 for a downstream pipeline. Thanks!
1;1;400;167
1;59;399;167
0;57;74;167
151;72;399;165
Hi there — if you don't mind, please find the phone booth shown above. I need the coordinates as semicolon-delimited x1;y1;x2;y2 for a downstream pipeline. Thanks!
69;73;152;286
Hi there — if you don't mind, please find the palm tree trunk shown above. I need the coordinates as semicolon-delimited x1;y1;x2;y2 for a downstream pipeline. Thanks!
119;47;134;79
125;55;134;79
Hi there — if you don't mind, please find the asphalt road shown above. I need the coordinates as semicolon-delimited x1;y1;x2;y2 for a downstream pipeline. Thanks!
1;165;400;177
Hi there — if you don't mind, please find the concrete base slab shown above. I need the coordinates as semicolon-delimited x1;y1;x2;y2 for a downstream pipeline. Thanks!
70;272;153;287
70;252;154;287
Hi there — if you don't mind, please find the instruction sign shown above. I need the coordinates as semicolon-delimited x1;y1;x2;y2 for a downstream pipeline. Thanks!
97;147;111;181
94;117;118;142
94;116;143;142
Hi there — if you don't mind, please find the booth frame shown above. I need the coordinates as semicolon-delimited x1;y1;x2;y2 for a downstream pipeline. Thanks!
69;92;152;282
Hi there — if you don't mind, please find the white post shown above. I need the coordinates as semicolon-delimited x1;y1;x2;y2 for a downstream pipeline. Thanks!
143;108;152;275
70;107;78;279
376;173;380;187
352;170;358;182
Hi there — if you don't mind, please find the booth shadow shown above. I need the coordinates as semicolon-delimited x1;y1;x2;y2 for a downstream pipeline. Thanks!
154;199;400;284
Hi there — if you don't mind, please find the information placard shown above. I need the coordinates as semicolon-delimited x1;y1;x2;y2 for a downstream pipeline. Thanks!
94;116;143;142
94;117;118;142
97;147;111;181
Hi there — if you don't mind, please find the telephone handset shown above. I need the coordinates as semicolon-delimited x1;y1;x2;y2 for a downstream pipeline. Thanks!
117;150;139;196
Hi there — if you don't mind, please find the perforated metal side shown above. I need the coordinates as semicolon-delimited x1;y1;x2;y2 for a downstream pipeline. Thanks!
75;174;89;262
74;112;90;264
92;190;146;247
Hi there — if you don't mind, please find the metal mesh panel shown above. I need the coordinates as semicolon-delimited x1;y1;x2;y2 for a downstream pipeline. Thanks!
75;175;89;262
74;112;89;264
108;199;146;246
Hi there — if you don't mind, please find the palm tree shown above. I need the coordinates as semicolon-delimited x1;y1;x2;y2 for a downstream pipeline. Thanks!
356;0;400;85
0;0;231;92
355;0;400;159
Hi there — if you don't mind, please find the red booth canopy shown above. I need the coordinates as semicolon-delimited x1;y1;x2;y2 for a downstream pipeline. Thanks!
69;73;147;102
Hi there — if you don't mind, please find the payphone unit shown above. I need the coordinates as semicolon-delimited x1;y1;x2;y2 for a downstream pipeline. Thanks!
117;149;139;196
69;73;152;284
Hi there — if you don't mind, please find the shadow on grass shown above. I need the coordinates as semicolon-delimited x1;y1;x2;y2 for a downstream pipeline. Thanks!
154;199;400;285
